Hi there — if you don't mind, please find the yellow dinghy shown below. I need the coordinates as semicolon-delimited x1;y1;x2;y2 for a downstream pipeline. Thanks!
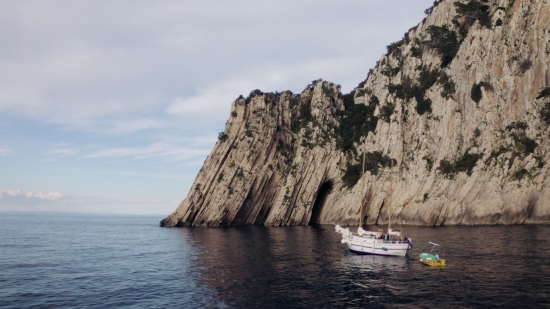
419;242;446;267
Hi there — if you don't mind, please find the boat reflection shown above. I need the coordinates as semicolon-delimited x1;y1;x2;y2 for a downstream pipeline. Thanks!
342;252;408;272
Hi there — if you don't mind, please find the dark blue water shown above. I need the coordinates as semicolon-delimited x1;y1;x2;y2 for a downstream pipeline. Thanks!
1;212;549;308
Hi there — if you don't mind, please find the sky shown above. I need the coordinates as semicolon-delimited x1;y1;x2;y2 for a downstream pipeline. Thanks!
0;0;434;215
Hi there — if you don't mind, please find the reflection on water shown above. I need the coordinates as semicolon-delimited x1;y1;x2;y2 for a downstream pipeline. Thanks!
181;224;550;308
1;213;549;309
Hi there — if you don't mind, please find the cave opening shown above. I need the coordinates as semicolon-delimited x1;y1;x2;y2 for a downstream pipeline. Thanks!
309;180;333;225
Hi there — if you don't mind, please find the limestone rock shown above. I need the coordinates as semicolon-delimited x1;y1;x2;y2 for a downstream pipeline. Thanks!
162;0;550;227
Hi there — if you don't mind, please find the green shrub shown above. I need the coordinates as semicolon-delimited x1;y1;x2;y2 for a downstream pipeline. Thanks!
536;87;550;99
388;83;408;100
424;0;441;15
410;46;422;58
416;97;433;115
336;94;378;152
505;121;528;131
513;134;537;154
438;159;455;177
342;163;362;188
438;149;482;177
218;132;228;142
365;151;395;175
537;90;550;123
388;67;439;115
341;91;355;109
454;151;483;176
386;40;404;56
341;151;396;187
423;155;434;171
379;103;395;122
418;68;440;90
425;25;460;67
519;60;532;74
502;121;538;155
369;95;380;106
541;102;550;125
534;155;545;168
471;83;482;104
454;0;492;33
495;18;503;26
296;100;313;129
304;79;321;92
488;146;510;161
322;84;333;96
245;89;263;104
439;72;456;98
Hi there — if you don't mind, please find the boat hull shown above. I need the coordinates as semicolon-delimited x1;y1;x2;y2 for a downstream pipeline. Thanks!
419;252;446;266
420;259;446;267
346;235;411;257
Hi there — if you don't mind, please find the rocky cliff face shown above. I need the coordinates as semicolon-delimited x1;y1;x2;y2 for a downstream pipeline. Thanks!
162;0;550;227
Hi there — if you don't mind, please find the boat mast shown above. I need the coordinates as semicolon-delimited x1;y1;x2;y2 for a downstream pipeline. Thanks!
388;159;393;231
359;151;365;226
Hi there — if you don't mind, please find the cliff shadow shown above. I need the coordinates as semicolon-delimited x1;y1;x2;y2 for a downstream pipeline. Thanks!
309;180;333;224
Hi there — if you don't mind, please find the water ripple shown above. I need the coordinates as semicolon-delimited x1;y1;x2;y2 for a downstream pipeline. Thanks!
1;214;549;308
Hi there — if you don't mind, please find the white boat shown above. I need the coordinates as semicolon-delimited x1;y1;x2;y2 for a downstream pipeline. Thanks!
335;225;412;256
335;153;412;257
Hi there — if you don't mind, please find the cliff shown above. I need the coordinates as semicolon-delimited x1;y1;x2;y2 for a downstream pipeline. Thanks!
162;0;550;227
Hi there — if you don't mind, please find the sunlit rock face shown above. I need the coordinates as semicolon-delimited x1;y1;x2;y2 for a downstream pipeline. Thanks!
162;0;550;227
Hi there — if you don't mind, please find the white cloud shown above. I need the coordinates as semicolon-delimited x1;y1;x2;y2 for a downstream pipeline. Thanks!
0;0;435;215
184;160;208;166
0;0;432;132
165;80;256;119
109;118;168;134
99;170;189;180
0;194;176;215
0;188;63;200
79;142;211;161
0;147;13;156
166;93;233;116
0;189;22;198
45;148;78;156
26;191;64;200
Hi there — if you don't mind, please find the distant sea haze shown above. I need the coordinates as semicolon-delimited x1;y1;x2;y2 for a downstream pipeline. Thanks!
1;212;549;308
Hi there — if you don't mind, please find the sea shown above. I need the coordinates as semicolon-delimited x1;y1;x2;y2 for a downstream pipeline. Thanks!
1;212;549;309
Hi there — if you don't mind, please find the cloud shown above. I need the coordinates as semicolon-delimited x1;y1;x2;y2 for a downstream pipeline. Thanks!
0;188;63;200
109;118;169;134
99;170;189;180
166;93;234;117
0;193;176;215
79;142;211;161
0;147;13;156
26;192;64;200
45;148;78;156
165;80;256;119
0;0;435;215
0;0;432;133
184;160;208;167
0;189;22;198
